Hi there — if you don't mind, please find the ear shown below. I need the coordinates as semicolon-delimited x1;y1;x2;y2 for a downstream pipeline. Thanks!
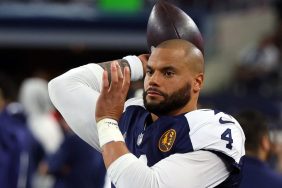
138;54;150;76
193;73;204;92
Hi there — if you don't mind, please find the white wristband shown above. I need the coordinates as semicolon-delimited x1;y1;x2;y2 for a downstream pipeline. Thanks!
122;55;144;81
97;118;125;147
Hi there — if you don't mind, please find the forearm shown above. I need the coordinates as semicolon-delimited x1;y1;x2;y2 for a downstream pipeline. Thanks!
98;55;146;82
101;142;129;168
106;151;229;188
107;153;158;188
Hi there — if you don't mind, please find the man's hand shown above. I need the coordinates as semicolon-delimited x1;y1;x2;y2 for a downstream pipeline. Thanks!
95;61;131;122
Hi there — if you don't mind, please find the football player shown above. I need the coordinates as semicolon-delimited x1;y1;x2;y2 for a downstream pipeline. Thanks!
48;39;245;188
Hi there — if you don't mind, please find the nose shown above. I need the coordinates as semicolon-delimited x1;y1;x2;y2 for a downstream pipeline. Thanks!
148;71;161;87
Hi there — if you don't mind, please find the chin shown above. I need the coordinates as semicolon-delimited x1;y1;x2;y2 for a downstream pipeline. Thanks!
146;97;163;105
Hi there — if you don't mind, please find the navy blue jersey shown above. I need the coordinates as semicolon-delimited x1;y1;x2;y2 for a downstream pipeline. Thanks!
118;99;245;187
119;105;193;167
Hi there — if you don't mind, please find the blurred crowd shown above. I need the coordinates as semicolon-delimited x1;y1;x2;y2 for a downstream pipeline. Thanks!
233;2;282;183
231;0;282;98
0;72;106;188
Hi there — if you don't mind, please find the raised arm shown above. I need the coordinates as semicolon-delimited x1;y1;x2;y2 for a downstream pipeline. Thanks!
48;55;148;151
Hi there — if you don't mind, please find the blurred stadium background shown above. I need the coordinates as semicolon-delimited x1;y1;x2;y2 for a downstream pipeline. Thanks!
0;0;282;187
1;0;281;134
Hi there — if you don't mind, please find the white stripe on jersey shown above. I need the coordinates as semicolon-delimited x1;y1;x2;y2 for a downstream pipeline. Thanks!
185;109;245;163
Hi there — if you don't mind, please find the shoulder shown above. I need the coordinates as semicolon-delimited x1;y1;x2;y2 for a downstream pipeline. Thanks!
184;109;244;135
184;109;243;135
184;109;217;128
184;109;245;164
184;109;240;128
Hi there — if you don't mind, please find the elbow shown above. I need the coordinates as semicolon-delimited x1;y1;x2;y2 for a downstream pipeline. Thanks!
48;78;56;97
48;76;65;107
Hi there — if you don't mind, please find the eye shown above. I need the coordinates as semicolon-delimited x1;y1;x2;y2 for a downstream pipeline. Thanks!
146;69;153;76
164;70;175;77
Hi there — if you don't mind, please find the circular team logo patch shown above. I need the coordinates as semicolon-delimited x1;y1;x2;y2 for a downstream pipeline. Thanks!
159;129;176;152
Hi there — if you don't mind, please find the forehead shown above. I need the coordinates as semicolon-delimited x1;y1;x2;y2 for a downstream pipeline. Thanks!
148;47;188;69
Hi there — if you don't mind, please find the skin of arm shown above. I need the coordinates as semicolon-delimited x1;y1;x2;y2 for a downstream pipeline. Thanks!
98;54;149;83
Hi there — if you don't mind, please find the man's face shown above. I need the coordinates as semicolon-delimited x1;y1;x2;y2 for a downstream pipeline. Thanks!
143;82;191;116
143;47;193;116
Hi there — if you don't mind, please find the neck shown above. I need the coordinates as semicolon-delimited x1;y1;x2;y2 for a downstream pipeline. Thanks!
150;101;198;122
151;113;158;122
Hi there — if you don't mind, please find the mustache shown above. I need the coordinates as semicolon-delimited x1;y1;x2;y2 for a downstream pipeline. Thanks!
145;87;166;97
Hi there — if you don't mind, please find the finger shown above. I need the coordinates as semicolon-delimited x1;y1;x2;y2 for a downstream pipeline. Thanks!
116;61;123;81
101;70;109;93
122;66;131;94
110;61;119;90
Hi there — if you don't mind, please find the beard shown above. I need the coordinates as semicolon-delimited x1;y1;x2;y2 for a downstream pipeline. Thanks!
143;83;191;116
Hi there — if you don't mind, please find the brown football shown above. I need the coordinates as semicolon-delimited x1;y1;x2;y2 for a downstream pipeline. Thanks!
146;1;204;54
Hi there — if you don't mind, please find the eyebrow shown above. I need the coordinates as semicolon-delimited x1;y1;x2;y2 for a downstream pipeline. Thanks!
146;65;152;70
146;65;177;71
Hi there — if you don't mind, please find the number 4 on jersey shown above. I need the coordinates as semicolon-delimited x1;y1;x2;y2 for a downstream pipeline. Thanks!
221;128;233;150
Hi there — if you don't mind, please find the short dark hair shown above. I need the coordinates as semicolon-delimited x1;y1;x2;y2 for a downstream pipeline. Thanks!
235;110;269;153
